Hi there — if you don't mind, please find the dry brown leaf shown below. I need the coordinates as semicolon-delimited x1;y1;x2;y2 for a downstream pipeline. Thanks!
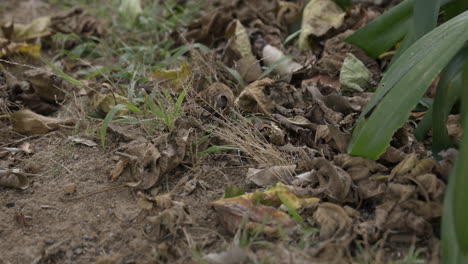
199;82;234;112
24;67;68;102
0;169;29;189
246;165;296;187
91;92;130;114
211;196;295;236
11;109;74;134
298;0;345;49
312;158;352;203
68;136;97;147
313;202;352;240
146;204;192;239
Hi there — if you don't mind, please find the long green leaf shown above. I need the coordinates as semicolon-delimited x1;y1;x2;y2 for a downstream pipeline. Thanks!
349;11;468;159
452;58;468;255
432;46;468;154
413;0;440;39
101;104;128;147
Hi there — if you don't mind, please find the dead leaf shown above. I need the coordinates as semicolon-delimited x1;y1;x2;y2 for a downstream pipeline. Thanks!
146;203;192;239
199;82;234;112
11;109;74;134
313;202;352;240
311;158;352;203
0;168;29;189
211;196;295;236
262;44;303;79
68;136;97;147
246;165;296;187
339;53;372;92
152;63;192;92
91;92;130;114
235;78;299;114
298;0;345;49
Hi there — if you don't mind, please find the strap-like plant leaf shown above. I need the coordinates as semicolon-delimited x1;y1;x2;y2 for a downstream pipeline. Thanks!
443;60;468;262
432;46;468;154
348;11;468;159
415;47;467;144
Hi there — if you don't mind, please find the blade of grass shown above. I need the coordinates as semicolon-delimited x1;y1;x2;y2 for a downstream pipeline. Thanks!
277;193;305;227
41;57;87;87
101;104;128;147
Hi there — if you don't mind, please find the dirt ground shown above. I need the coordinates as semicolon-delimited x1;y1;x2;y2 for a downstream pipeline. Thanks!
0;0;457;263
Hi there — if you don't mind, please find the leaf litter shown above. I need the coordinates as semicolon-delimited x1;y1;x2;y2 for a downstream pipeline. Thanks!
0;0;456;263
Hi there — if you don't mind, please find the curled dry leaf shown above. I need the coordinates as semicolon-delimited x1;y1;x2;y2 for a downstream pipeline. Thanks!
152;63;192;92
1;17;51;42
211;196;295;236
212;183;319;235
298;0;345;49
199;82;234;112
262;44;303;79
0;168;29;189
235;78;299;114
225;20;253;59
311;158;352;203
24;66;68;103
313;202;352;240
339;53;372;92
146;204;192;239
68;136;97;147
91;92;130;114
314;125;350;153
246;165;296;187
112;125;190;189
11;109;74;134
333;154;387;181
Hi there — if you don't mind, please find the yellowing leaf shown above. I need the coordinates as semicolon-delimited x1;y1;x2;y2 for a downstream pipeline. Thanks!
298;0;345;49
152;63;192;92
92;92;131;115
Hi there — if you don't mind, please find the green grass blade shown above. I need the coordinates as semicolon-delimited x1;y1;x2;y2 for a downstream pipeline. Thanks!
174;86;188;118
349;11;468;159
41;57;87;87
431;46;468;154
277;193;305;227
101;104;128;147
414;105;433;141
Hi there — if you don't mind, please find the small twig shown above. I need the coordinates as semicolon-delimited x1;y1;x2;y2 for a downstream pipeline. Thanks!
59;184;128;202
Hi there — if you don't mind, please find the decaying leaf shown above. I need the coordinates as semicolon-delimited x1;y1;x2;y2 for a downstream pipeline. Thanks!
225;20;253;59
91;92;130;114
262;45;303;79
0;169;29;189
146;204;192;239
212;183;319;235
199;82;234;112
11;109;74;134
340;53;372;92
314;125;350;153
211;196;295;236
23;66;68;103
246;165;296;187
313;202;352;240
311;158;352;203
152;63;192;92
68;136;97;147
235;78;299;114
0;17;51;42
298;0;345;49
112;124;190;189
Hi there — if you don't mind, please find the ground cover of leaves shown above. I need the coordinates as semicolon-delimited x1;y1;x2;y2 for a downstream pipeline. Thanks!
0;0;461;263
